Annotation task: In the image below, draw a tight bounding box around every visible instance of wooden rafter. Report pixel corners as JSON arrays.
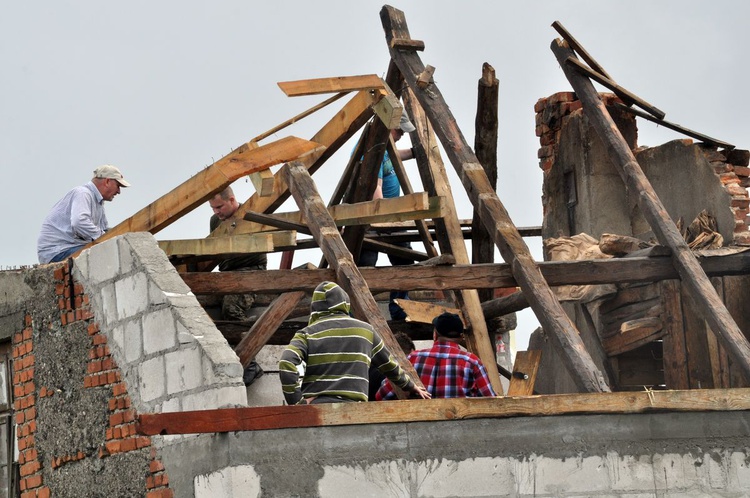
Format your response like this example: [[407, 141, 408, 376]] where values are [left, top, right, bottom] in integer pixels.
[[382, 5, 609, 393]]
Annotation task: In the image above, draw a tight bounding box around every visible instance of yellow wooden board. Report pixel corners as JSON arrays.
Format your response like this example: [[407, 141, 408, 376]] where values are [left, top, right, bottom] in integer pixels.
[[278, 74, 384, 96]]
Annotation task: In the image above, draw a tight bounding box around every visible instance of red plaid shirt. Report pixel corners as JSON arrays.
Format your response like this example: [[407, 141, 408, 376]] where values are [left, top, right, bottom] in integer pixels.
[[375, 341, 496, 400]]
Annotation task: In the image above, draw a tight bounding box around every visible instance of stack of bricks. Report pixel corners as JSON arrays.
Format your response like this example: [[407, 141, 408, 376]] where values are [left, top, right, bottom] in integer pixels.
[[12, 262, 174, 498], [534, 92, 750, 246]]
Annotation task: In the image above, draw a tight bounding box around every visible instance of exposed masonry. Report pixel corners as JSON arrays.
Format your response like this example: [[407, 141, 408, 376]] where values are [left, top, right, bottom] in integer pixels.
[[535, 91, 750, 246], [12, 263, 172, 498]]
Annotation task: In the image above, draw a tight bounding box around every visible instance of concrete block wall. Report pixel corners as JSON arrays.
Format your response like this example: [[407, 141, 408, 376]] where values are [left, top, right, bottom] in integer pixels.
[[73, 233, 247, 413]]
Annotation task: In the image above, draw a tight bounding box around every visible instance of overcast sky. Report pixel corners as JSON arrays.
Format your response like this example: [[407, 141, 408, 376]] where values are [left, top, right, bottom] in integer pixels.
[[3, 1, 749, 348]]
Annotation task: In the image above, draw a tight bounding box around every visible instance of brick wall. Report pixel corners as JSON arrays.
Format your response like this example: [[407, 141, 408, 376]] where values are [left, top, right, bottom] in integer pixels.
[[535, 91, 750, 246], [11, 262, 172, 497]]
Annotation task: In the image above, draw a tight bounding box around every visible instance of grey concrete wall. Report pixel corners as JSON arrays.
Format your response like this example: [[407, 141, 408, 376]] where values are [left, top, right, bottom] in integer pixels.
[[161, 410, 750, 497]]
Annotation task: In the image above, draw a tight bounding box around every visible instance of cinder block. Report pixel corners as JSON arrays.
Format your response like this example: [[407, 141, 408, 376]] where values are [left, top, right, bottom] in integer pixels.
[[194, 465, 261, 498], [159, 396, 181, 414], [115, 273, 149, 320], [165, 347, 204, 395], [609, 453, 659, 492], [246, 374, 282, 408], [319, 461, 410, 497], [652, 453, 704, 492], [139, 356, 166, 403], [117, 237, 135, 274], [99, 283, 118, 327], [123, 319, 143, 364], [516, 454, 609, 495], [142, 309, 177, 355], [417, 457, 514, 497], [85, 238, 120, 286]]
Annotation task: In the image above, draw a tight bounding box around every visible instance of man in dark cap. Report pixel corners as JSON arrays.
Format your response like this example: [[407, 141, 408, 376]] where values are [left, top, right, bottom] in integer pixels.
[[278, 281, 430, 404], [375, 311, 497, 400]]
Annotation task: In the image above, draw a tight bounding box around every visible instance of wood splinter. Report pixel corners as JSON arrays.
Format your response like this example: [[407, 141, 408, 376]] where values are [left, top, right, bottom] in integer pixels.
[[417, 65, 435, 89]]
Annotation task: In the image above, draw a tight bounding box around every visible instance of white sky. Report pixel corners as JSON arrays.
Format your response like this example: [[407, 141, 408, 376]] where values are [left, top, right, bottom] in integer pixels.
[[3, 1, 750, 348]]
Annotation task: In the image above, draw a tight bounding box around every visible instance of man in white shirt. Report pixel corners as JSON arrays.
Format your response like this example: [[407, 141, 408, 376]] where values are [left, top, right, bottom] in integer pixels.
[[37, 165, 131, 264]]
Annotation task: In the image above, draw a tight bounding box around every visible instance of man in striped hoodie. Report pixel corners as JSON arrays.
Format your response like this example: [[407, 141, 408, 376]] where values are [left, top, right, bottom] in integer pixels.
[[279, 281, 430, 404]]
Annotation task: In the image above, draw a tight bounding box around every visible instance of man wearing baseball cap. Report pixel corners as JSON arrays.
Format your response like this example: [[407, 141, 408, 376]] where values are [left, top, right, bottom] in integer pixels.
[[375, 311, 497, 400], [37, 165, 131, 263]]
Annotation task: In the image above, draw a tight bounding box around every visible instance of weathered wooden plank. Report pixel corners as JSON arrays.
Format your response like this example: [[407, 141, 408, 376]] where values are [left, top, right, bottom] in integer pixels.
[[80, 137, 323, 256], [721, 275, 750, 388], [277, 74, 385, 97], [180, 252, 750, 295], [473, 62, 499, 303], [507, 350, 542, 396], [614, 102, 734, 150], [137, 387, 750, 435], [386, 136, 438, 258], [602, 317, 665, 357], [282, 161, 425, 397], [551, 38, 750, 383], [383, 5, 608, 393], [235, 291, 306, 367], [242, 193, 442, 231], [551, 21, 613, 81], [564, 56, 666, 121], [661, 280, 690, 390], [403, 89, 501, 393]]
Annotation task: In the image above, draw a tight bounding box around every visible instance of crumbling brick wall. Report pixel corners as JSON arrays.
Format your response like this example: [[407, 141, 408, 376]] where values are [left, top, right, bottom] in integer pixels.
[[12, 262, 172, 497], [535, 91, 750, 246]]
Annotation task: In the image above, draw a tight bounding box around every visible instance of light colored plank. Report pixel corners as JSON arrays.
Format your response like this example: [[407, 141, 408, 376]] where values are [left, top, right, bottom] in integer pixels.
[[249, 170, 275, 197], [278, 74, 385, 96], [394, 299, 460, 326], [507, 350, 542, 396], [158, 234, 274, 257]]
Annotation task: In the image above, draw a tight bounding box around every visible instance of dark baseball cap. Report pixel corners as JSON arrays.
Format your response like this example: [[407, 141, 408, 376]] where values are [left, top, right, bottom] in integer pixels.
[[432, 312, 464, 338]]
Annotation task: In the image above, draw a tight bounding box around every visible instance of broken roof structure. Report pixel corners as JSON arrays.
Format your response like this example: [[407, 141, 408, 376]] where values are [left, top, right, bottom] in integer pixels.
[[4, 4, 750, 496]]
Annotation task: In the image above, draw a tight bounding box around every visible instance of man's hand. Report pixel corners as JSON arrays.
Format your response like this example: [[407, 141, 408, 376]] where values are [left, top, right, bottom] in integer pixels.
[[412, 385, 431, 399]]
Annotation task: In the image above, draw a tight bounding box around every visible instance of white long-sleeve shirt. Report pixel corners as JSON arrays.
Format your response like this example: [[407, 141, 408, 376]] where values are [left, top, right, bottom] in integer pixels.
[[37, 181, 108, 263]]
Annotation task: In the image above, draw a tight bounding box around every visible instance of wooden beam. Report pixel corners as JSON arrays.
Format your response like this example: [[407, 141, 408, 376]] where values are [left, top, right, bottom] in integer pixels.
[[251, 92, 348, 143], [552, 38, 750, 383], [403, 89, 502, 394], [210, 89, 380, 236], [602, 317, 665, 357], [282, 161, 425, 397], [473, 62, 499, 302], [565, 56, 666, 121], [613, 102, 734, 149], [180, 252, 750, 295], [235, 291, 306, 367], [77, 137, 323, 256], [249, 170, 275, 197], [383, 5, 608, 393], [277, 74, 385, 97], [137, 387, 750, 435], [551, 21, 613, 80], [158, 233, 274, 257], [507, 350, 542, 396]]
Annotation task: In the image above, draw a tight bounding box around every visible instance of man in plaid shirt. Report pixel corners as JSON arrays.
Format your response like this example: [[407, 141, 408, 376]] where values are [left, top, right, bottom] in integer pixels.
[[375, 312, 497, 400]]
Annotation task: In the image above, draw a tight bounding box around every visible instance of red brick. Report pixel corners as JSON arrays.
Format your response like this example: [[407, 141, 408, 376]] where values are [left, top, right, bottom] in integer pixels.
[[121, 438, 137, 452], [25, 474, 42, 489], [15, 412, 24, 425], [150, 460, 165, 473], [87, 323, 100, 335], [137, 436, 152, 449], [25, 407, 36, 420], [93, 335, 107, 346], [146, 488, 174, 498], [105, 440, 121, 455], [112, 383, 127, 396], [37, 487, 51, 498], [533, 97, 548, 113], [20, 460, 40, 476]]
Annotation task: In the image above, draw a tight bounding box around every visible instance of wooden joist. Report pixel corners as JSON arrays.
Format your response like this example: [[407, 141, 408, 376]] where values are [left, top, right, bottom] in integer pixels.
[[394, 299, 460, 325], [249, 170, 275, 197], [277, 74, 385, 97], [137, 387, 750, 435], [158, 233, 274, 258], [551, 38, 750, 383], [282, 161, 425, 397], [383, 5, 609, 393], [180, 251, 750, 295], [507, 350, 542, 396]]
